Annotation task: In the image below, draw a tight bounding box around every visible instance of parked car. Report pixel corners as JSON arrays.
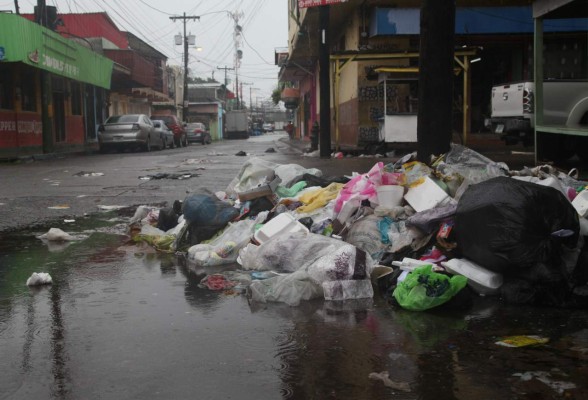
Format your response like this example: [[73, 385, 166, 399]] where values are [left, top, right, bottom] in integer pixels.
[[150, 114, 188, 147], [186, 122, 212, 145], [98, 114, 163, 152], [152, 120, 175, 149], [262, 122, 274, 133]]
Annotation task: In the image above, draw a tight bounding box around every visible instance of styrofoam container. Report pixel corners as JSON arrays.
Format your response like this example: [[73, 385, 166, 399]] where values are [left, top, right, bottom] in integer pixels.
[[441, 258, 503, 295], [253, 213, 309, 244], [376, 185, 404, 208], [404, 176, 451, 212]]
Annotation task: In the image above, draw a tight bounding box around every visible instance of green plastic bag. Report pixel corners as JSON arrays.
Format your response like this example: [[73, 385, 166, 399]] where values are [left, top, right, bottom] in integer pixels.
[[393, 265, 467, 311]]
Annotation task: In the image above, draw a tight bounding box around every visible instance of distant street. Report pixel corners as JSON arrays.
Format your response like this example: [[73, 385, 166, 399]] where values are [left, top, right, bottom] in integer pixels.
[[0, 132, 390, 232]]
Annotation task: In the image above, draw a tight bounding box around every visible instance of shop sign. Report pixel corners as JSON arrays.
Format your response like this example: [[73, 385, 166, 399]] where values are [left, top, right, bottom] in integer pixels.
[[298, 0, 347, 8]]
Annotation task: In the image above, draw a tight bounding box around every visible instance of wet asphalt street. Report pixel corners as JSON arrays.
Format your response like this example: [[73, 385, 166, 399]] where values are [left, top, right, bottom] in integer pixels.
[[1, 132, 588, 399]]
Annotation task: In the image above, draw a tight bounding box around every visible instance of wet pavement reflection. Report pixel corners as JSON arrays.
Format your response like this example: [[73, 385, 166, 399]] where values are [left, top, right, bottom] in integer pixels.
[[1, 210, 587, 399]]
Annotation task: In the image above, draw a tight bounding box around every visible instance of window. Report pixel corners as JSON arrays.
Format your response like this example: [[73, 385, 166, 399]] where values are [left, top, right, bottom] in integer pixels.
[[21, 70, 37, 112], [71, 82, 82, 115]]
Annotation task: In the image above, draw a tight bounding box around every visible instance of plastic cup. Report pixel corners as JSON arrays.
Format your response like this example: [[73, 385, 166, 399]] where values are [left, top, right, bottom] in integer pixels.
[[376, 185, 404, 208]]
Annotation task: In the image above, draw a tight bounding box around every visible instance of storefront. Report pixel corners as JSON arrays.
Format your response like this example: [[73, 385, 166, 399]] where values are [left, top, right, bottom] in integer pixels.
[[0, 13, 113, 158]]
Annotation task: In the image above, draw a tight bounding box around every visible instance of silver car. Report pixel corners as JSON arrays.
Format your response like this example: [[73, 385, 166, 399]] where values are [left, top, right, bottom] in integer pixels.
[[98, 114, 163, 152], [152, 119, 175, 149]]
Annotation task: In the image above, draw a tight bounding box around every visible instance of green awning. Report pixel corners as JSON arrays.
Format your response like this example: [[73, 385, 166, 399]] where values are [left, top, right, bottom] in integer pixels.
[[0, 13, 113, 89]]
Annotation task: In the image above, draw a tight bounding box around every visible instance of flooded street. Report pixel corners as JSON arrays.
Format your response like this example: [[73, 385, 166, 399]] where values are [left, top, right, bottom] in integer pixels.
[[1, 208, 588, 399]]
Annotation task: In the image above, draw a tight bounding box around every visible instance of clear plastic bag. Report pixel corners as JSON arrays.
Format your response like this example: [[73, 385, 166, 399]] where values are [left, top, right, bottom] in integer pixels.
[[187, 213, 266, 267]]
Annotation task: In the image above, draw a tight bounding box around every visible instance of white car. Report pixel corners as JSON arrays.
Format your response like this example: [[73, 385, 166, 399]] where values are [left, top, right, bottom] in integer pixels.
[[262, 122, 274, 132]]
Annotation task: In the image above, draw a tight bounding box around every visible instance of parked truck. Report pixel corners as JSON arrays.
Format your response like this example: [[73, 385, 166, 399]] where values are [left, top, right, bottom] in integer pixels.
[[489, 80, 588, 162], [225, 110, 250, 139]]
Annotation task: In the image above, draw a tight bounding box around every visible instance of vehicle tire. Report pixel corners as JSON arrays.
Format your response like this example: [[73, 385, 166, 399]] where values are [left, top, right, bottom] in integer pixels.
[[205, 135, 212, 145]]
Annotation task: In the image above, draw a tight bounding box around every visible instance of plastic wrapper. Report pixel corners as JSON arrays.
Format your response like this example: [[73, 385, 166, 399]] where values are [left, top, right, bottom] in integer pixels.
[[246, 232, 374, 305], [240, 231, 345, 272], [440, 143, 509, 185]]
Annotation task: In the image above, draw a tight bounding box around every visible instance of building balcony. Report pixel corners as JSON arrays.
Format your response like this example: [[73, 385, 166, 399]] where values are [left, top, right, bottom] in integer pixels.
[[104, 49, 159, 88]]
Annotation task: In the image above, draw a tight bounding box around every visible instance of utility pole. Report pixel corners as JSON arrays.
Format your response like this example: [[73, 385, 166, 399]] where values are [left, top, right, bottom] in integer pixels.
[[230, 11, 244, 110], [217, 65, 234, 109], [14, 0, 20, 14], [417, 0, 455, 162], [170, 13, 200, 122], [318, 5, 331, 158]]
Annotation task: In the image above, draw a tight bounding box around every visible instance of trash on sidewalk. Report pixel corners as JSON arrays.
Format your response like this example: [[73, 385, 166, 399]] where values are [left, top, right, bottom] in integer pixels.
[[124, 143, 588, 310]]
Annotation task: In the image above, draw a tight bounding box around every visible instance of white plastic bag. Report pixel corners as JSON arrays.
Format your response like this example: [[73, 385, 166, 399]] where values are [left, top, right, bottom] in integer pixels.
[[246, 232, 375, 305], [26, 272, 53, 286]]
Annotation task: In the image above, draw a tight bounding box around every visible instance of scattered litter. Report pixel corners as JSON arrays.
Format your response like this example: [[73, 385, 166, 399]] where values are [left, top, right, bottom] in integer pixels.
[[76, 195, 87, 198], [368, 371, 411, 392], [48, 205, 70, 210], [182, 158, 215, 165], [63, 219, 75, 223], [26, 272, 53, 286], [235, 150, 247, 156], [199, 274, 237, 291], [74, 171, 104, 177], [139, 172, 200, 180], [265, 147, 276, 153], [206, 152, 227, 156], [496, 335, 549, 348], [513, 371, 576, 394], [97, 205, 126, 211]]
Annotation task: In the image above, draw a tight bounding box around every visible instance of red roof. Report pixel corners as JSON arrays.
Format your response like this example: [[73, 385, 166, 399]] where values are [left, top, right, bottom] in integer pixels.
[[21, 12, 128, 49]]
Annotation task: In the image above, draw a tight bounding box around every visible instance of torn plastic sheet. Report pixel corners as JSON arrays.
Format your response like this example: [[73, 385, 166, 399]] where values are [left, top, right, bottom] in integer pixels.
[[246, 232, 374, 305]]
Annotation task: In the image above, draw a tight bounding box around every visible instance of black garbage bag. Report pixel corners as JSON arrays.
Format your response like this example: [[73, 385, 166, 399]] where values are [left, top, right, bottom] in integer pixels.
[[455, 177, 579, 274], [181, 189, 240, 246]]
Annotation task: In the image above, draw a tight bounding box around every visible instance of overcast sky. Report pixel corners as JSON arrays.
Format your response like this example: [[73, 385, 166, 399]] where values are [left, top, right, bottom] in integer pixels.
[[8, 0, 288, 104]]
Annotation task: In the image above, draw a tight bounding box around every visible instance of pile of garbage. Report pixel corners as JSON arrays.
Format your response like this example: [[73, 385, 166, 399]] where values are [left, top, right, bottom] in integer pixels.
[[129, 144, 588, 310]]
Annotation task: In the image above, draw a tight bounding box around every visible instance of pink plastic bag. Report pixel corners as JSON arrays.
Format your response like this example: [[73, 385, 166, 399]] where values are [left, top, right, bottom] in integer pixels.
[[335, 162, 392, 213]]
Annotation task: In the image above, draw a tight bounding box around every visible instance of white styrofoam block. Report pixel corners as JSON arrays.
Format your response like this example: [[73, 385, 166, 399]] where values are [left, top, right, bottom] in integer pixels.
[[572, 190, 588, 217], [403, 176, 451, 212]]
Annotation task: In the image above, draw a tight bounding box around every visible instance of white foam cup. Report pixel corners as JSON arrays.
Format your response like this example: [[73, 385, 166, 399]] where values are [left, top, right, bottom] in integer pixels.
[[376, 185, 404, 208]]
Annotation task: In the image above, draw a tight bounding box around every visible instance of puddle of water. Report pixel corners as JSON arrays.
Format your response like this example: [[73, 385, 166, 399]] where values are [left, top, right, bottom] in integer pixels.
[[1, 210, 588, 399]]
